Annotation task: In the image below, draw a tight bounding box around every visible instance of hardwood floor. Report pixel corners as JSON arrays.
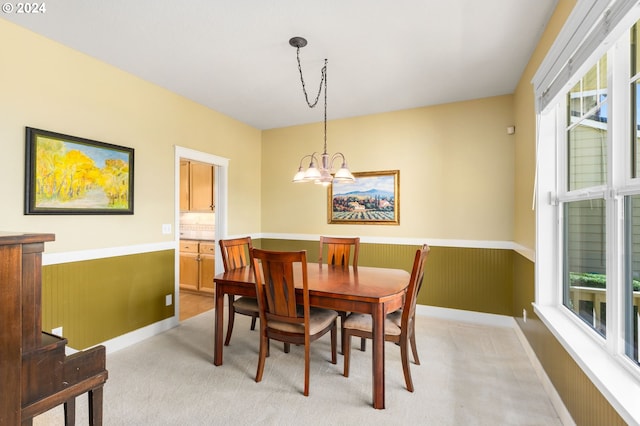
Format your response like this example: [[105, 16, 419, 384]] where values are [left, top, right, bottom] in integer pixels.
[[179, 291, 214, 321]]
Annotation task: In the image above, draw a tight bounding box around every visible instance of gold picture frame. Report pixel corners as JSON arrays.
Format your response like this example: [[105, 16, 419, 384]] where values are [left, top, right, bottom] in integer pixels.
[[328, 170, 399, 225]]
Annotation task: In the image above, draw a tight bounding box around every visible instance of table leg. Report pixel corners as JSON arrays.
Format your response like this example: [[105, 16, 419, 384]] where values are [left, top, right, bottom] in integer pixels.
[[371, 302, 385, 409], [214, 285, 224, 365]]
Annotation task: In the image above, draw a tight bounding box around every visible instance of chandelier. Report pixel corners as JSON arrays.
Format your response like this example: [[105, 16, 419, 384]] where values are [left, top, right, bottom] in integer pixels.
[[289, 36, 355, 186]]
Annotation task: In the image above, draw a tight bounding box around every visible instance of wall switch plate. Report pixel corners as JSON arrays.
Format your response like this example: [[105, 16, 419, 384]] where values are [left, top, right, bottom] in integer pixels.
[[162, 224, 172, 234], [52, 326, 63, 336], [165, 294, 173, 306], [523, 308, 527, 323]]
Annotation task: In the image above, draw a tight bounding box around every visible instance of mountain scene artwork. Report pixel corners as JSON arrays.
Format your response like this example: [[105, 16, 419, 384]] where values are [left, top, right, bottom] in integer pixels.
[[329, 170, 399, 224]]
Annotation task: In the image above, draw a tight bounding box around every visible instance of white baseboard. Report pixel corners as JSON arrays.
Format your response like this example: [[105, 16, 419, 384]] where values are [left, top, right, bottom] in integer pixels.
[[416, 305, 574, 426], [66, 316, 179, 355], [512, 322, 576, 426], [416, 304, 517, 328]]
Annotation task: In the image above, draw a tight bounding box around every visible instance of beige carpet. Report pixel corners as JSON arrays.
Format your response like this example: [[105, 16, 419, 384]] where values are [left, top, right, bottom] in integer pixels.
[[34, 310, 562, 425]]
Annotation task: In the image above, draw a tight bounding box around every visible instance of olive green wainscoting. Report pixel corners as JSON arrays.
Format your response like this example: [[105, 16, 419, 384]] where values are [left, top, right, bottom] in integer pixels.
[[259, 239, 514, 316], [513, 253, 625, 426], [41, 249, 175, 350]]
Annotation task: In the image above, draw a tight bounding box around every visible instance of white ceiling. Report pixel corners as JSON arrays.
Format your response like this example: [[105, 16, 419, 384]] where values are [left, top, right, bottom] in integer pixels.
[[3, 0, 559, 130]]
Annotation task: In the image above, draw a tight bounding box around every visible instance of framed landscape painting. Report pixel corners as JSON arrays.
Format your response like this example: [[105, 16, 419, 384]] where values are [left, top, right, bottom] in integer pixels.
[[24, 127, 134, 215], [328, 170, 399, 224]]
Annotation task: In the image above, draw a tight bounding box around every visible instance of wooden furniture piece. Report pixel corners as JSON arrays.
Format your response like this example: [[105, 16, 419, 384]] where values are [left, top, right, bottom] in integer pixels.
[[213, 261, 410, 409], [180, 159, 215, 212], [250, 248, 338, 396], [0, 232, 108, 425], [179, 239, 215, 295], [218, 237, 259, 346], [343, 244, 429, 393], [318, 236, 359, 267], [318, 236, 362, 353]]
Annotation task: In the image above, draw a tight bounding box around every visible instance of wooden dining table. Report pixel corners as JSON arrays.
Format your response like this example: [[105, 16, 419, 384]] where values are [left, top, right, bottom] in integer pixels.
[[213, 262, 410, 409]]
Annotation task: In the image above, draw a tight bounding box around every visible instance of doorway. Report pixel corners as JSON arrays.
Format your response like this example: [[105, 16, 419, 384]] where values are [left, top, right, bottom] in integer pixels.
[[174, 146, 229, 321]]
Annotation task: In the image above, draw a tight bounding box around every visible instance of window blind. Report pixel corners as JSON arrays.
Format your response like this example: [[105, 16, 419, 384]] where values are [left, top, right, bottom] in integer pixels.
[[533, 0, 639, 113]]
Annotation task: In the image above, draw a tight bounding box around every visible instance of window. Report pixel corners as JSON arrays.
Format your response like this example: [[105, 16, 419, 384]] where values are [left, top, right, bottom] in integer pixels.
[[562, 54, 609, 338], [534, 4, 640, 422], [625, 195, 640, 362], [552, 19, 640, 367]]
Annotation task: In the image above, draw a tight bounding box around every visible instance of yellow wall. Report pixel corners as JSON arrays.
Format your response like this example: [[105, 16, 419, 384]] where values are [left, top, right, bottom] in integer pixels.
[[0, 18, 262, 252], [262, 96, 515, 241], [513, 0, 577, 250]]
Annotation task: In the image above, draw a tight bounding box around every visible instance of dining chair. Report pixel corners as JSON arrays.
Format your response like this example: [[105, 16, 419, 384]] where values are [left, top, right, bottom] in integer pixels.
[[318, 236, 360, 267], [342, 244, 429, 392], [251, 248, 338, 396], [318, 236, 363, 353], [219, 237, 259, 346]]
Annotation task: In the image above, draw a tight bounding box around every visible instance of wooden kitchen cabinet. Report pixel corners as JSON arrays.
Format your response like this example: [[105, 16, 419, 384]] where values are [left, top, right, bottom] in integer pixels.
[[179, 240, 199, 292], [198, 242, 216, 294], [179, 160, 190, 211], [179, 240, 215, 295], [180, 160, 215, 212]]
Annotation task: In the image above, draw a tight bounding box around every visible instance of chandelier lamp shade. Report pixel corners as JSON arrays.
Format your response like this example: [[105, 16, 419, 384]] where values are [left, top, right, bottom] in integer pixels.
[[289, 36, 355, 186]]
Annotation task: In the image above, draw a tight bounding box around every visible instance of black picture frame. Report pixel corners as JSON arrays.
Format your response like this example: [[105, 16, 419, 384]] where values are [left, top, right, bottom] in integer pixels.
[[25, 127, 134, 215]]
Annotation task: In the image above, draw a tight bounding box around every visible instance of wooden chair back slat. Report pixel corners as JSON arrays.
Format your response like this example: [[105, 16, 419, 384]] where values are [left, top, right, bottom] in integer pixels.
[[219, 237, 253, 272], [319, 236, 360, 267], [252, 249, 308, 326]]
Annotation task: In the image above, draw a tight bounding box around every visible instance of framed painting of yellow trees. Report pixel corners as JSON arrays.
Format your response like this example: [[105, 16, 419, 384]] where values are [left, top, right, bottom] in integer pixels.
[[25, 127, 134, 215]]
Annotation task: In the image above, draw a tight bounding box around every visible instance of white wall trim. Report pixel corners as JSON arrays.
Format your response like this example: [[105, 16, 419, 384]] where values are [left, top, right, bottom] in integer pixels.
[[65, 316, 179, 355], [42, 241, 177, 265], [512, 318, 576, 426], [43, 235, 534, 265], [258, 232, 528, 251], [416, 304, 517, 328]]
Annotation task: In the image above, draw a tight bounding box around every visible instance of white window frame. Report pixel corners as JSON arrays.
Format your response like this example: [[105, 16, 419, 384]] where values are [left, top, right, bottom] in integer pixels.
[[533, 2, 640, 424]]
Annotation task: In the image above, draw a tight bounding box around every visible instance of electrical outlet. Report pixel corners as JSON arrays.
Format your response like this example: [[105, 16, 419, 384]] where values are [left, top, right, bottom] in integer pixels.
[[165, 294, 173, 306], [523, 308, 527, 323], [162, 224, 172, 234], [52, 326, 63, 336]]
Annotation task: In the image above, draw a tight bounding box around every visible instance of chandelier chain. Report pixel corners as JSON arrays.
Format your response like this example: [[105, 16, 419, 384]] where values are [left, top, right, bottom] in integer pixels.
[[295, 46, 326, 109], [295, 47, 328, 153]]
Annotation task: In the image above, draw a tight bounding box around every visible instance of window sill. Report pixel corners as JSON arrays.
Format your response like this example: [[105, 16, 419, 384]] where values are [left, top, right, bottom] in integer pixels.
[[533, 304, 640, 425]]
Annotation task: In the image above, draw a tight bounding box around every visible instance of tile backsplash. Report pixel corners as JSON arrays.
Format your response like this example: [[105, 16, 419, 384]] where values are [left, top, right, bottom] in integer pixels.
[[179, 212, 215, 240]]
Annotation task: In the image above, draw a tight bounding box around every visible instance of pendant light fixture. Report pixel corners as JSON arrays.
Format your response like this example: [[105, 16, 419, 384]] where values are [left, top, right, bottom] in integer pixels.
[[289, 36, 355, 186]]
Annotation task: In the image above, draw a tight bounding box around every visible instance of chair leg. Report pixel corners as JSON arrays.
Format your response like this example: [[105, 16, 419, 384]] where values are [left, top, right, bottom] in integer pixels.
[[330, 323, 337, 364], [343, 332, 352, 377], [400, 338, 414, 392], [224, 295, 236, 346], [256, 334, 268, 383], [250, 315, 257, 331], [284, 343, 290, 353], [303, 340, 310, 396], [339, 311, 347, 355], [409, 324, 420, 365], [63, 398, 76, 426], [360, 337, 366, 352], [88, 386, 103, 426]]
